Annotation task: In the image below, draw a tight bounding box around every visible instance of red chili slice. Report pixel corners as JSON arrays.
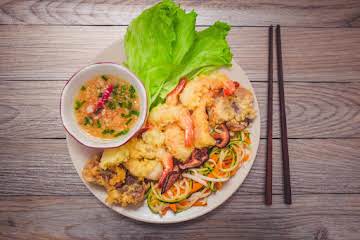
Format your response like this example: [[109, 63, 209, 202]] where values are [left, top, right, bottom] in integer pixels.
[[94, 84, 113, 114]]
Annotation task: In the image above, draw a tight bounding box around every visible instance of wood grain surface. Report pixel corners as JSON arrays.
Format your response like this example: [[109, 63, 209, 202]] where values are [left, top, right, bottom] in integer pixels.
[[0, 0, 360, 27], [0, 26, 268, 81], [0, 1, 360, 239], [1, 26, 359, 83], [1, 195, 359, 240], [283, 28, 360, 83]]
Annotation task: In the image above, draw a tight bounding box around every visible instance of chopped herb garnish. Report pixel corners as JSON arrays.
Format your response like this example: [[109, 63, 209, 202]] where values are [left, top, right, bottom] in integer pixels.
[[101, 75, 108, 81], [121, 110, 139, 118], [130, 110, 140, 116], [118, 101, 132, 109], [129, 85, 136, 98], [125, 118, 132, 125], [120, 85, 127, 94], [81, 86, 86, 91], [75, 100, 86, 110], [106, 101, 116, 110], [96, 119, 101, 128], [114, 129, 129, 137], [126, 101, 133, 109], [112, 84, 119, 96], [129, 85, 136, 94], [84, 116, 93, 126], [102, 129, 115, 135], [121, 112, 131, 118]]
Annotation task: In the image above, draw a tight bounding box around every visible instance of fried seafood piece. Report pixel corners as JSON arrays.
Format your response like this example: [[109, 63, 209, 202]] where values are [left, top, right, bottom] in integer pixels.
[[191, 103, 216, 148], [148, 104, 194, 147], [179, 148, 209, 170], [156, 148, 174, 189], [179, 72, 237, 110], [124, 128, 165, 180], [82, 156, 126, 191], [103, 140, 163, 181], [126, 138, 158, 160], [149, 78, 194, 148], [124, 157, 163, 181], [142, 127, 165, 147], [106, 175, 148, 207], [98, 127, 165, 181], [83, 157, 148, 207], [207, 85, 256, 131], [100, 146, 130, 170], [83, 156, 107, 186], [164, 124, 194, 162]]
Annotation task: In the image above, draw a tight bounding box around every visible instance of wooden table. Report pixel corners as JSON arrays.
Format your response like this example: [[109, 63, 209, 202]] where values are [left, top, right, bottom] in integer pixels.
[[0, 1, 359, 239]]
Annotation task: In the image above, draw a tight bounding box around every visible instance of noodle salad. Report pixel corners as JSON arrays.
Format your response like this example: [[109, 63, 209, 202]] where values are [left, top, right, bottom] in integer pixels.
[[147, 131, 251, 215]]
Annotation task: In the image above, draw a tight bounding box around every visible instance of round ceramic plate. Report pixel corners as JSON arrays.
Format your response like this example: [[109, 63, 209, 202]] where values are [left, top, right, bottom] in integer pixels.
[[66, 40, 261, 223]]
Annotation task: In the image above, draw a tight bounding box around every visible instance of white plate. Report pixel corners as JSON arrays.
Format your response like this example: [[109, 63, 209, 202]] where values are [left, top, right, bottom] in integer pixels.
[[66, 40, 261, 223]]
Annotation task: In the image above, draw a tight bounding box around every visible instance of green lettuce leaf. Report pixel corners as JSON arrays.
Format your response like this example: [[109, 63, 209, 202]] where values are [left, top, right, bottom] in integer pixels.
[[172, 9, 197, 65], [159, 21, 232, 100], [150, 6, 197, 104], [124, 0, 232, 109], [124, 0, 178, 103]]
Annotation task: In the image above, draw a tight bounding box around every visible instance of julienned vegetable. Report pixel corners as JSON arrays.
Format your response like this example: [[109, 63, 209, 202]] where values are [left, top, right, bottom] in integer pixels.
[[146, 131, 252, 215], [124, 0, 232, 108]]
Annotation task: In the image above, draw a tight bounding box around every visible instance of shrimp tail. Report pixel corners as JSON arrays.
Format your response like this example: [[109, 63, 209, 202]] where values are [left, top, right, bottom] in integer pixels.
[[166, 78, 187, 105], [161, 166, 181, 194], [158, 153, 174, 188], [223, 80, 238, 96], [158, 171, 169, 188], [184, 121, 194, 147], [181, 114, 194, 147], [136, 123, 152, 137]]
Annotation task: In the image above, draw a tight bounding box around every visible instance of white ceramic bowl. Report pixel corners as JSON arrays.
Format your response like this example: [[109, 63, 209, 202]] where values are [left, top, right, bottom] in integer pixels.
[[60, 63, 147, 148]]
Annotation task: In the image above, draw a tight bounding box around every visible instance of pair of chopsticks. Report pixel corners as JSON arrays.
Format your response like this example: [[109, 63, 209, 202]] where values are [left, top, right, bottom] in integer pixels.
[[265, 25, 292, 205]]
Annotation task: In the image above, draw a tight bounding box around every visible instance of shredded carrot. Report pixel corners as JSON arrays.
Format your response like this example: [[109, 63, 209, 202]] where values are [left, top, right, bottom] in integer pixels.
[[191, 182, 203, 193], [193, 201, 207, 207], [160, 207, 169, 216], [243, 154, 249, 162], [244, 135, 251, 144], [163, 184, 184, 197], [178, 200, 189, 206], [222, 161, 232, 168], [230, 169, 238, 176], [230, 164, 241, 176], [212, 165, 228, 178], [215, 182, 223, 190], [221, 158, 233, 169], [208, 172, 216, 178], [169, 204, 177, 212]]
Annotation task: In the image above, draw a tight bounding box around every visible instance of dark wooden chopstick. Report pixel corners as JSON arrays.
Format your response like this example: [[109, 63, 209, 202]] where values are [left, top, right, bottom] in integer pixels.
[[265, 25, 273, 205], [276, 25, 292, 204]]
